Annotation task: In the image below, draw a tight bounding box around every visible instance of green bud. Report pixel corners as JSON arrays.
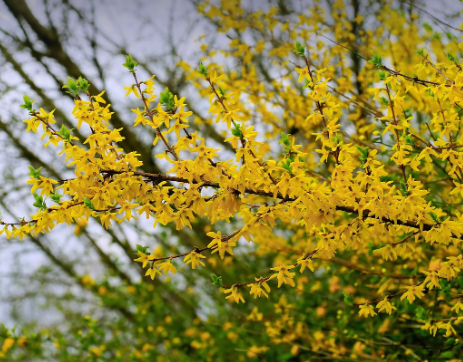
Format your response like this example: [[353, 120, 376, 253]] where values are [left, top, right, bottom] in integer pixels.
[[279, 132, 291, 148], [447, 52, 457, 64], [302, 78, 311, 89], [429, 211, 440, 223], [76, 77, 90, 93], [32, 193, 46, 210], [379, 97, 389, 107], [281, 158, 293, 175], [218, 86, 226, 99], [29, 166, 43, 180], [231, 123, 243, 139], [50, 193, 62, 203], [211, 274, 223, 288], [423, 23, 433, 32], [404, 135, 414, 146], [122, 54, 138, 72], [19, 94, 36, 112], [83, 197, 95, 211], [160, 87, 175, 111], [57, 124, 74, 142], [135, 244, 149, 255], [356, 146, 369, 165], [378, 70, 387, 81], [63, 77, 80, 97], [293, 41, 305, 58], [400, 181, 408, 196], [198, 61, 209, 77], [367, 51, 383, 68]]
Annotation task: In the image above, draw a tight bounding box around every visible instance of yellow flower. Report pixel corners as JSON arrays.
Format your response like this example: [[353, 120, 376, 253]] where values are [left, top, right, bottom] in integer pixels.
[[174, 95, 186, 108], [145, 267, 162, 280], [208, 71, 226, 86], [93, 91, 106, 104], [157, 259, 177, 275], [423, 271, 441, 290], [295, 66, 311, 83], [207, 231, 223, 248], [123, 85, 140, 98], [131, 108, 146, 126], [451, 298, 463, 314], [297, 258, 314, 273], [28, 176, 58, 196], [248, 279, 271, 298], [23, 116, 39, 133], [400, 285, 425, 304], [99, 213, 113, 229], [167, 120, 189, 138], [211, 241, 234, 260], [270, 265, 296, 288], [376, 298, 397, 315], [358, 304, 377, 318], [184, 251, 206, 269], [1, 338, 14, 353], [118, 202, 139, 222], [134, 251, 155, 268], [224, 286, 245, 303], [173, 106, 193, 123]]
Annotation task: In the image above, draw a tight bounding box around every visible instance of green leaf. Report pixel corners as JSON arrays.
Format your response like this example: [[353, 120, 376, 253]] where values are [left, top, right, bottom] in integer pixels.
[[447, 52, 457, 64], [439, 351, 454, 359], [356, 146, 369, 164], [415, 49, 424, 57], [432, 32, 441, 41], [404, 135, 414, 146], [218, 86, 226, 99], [32, 193, 46, 210], [403, 108, 412, 119], [377, 70, 387, 81], [211, 274, 223, 288], [446, 31, 456, 41], [160, 87, 175, 111], [29, 166, 43, 180], [50, 193, 62, 203], [439, 279, 452, 297], [423, 23, 433, 32], [293, 41, 305, 58], [231, 123, 243, 139], [57, 124, 73, 141], [415, 306, 429, 321], [368, 51, 383, 68], [379, 97, 389, 107], [279, 132, 291, 148], [429, 211, 440, 223], [63, 77, 80, 96], [302, 78, 311, 89], [83, 197, 95, 211], [76, 77, 90, 93], [198, 61, 209, 77], [400, 181, 408, 196], [343, 291, 354, 306], [20, 94, 35, 112], [281, 158, 293, 175], [135, 244, 149, 255], [122, 54, 138, 72], [445, 337, 455, 346]]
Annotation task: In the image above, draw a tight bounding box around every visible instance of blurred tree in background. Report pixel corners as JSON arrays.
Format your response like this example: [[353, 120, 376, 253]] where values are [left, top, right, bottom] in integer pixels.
[[1, 0, 463, 360]]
